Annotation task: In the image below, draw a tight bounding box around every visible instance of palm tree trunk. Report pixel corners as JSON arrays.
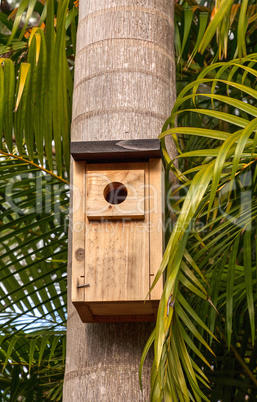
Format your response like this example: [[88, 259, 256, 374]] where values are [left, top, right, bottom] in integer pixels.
[[63, 1, 176, 400]]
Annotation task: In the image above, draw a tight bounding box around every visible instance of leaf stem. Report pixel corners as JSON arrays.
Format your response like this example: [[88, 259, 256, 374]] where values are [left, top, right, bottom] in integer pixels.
[[220, 331, 257, 387], [0, 150, 69, 185], [230, 343, 257, 388]]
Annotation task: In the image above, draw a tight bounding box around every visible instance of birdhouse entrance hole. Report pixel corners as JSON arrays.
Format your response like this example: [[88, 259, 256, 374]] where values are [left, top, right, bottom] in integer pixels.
[[103, 182, 128, 205]]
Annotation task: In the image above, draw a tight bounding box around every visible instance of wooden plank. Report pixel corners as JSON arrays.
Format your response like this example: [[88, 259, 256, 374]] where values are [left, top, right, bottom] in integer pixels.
[[71, 161, 86, 302], [149, 158, 164, 300], [70, 139, 162, 161], [73, 302, 94, 322], [84, 162, 150, 304], [73, 301, 159, 323], [90, 301, 156, 316], [86, 169, 145, 219]]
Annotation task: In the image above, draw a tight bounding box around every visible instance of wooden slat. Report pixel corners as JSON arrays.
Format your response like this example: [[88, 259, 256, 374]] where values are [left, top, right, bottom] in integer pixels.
[[149, 158, 164, 300], [86, 169, 145, 219], [73, 301, 158, 323], [70, 139, 162, 161], [84, 162, 150, 303], [71, 161, 86, 302]]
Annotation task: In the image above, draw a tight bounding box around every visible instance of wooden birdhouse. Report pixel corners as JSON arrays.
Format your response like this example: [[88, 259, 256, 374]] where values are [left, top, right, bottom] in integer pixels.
[[70, 139, 164, 323]]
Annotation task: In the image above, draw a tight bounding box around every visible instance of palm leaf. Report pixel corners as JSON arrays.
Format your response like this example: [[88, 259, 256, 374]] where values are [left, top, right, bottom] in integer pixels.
[[148, 55, 257, 399], [0, 0, 77, 177], [0, 154, 68, 400]]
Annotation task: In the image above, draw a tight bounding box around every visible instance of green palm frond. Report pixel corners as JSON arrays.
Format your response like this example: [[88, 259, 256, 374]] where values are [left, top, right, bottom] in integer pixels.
[[175, 0, 257, 72], [0, 155, 68, 326], [0, 154, 68, 400], [0, 0, 78, 177], [0, 330, 65, 401], [146, 56, 257, 400], [0, 1, 76, 399]]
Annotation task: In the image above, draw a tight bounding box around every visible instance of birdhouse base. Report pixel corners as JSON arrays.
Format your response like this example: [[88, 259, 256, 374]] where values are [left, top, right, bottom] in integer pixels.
[[73, 300, 159, 323]]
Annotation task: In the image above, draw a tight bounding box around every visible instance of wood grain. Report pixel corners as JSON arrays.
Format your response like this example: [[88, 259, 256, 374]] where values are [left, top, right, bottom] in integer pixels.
[[84, 162, 149, 304], [70, 139, 162, 161], [72, 3, 175, 144], [86, 168, 145, 219], [149, 158, 164, 300], [73, 301, 158, 323], [71, 161, 86, 302]]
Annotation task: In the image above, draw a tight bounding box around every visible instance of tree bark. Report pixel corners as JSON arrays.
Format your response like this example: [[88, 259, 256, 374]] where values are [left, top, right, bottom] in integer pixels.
[[63, 1, 176, 400]]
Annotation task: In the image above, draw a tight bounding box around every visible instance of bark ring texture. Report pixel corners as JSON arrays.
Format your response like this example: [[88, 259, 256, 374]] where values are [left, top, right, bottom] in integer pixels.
[[72, 0, 175, 142]]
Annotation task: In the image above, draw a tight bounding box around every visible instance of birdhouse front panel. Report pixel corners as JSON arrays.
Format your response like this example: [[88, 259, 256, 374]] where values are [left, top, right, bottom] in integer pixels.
[[84, 162, 149, 305], [71, 141, 164, 323], [86, 167, 145, 219]]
